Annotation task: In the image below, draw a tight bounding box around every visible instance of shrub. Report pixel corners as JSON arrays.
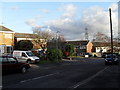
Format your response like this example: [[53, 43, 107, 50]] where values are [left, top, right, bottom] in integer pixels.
[[65, 44, 74, 56], [46, 49, 63, 61], [15, 40, 33, 50]]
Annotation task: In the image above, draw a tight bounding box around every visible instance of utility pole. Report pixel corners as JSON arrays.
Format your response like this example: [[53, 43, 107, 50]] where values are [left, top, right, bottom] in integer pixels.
[[118, 1, 120, 54], [109, 8, 113, 59]]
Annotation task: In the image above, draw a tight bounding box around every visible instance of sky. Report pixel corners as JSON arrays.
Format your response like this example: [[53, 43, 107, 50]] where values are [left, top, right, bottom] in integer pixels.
[[0, 1, 119, 41]]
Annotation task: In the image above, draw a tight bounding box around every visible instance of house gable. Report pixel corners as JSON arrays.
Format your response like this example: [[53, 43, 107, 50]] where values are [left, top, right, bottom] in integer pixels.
[[0, 25, 14, 32], [86, 41, 93, 53]]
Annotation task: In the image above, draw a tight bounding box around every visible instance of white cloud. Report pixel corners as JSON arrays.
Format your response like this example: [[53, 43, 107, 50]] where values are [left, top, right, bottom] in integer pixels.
[[80, 5, 118, 39], [45, 3, 118, 41], [2, 0, 120, 2], [109, 3, 118, 37], [59, 4, 77, 18], [39, 9, 49, 13], [25, 8, 48, 28], [109, 3, 118, 11], [25, 19, 52, 34], [41, 26, 52, 32], [25, 19, 41, 28], [35, 15, 43, 19], [25, 3, 118, 41], [11, 6, 19, 10], [58, 4, 76, 11], [81, 6, 110, 34]]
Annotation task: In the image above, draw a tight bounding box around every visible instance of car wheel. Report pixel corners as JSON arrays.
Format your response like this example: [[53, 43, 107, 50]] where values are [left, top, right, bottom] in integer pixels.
[[27, 60, 31, 64], [114, 62, 118, 65], [21, 67, 27, 73], [105, 62, 108, 65]]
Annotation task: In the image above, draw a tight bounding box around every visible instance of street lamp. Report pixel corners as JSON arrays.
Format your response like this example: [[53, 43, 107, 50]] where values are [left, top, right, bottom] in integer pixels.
[[56, 31, 60, 49], [56, 31, 60, 61]]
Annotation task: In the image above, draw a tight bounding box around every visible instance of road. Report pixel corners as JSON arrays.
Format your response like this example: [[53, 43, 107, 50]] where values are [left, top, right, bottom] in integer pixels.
[[2, 58, 120, 89]]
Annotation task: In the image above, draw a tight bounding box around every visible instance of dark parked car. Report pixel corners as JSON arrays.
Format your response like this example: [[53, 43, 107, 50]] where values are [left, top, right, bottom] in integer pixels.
[[104, 54, 118, 65], [0, 56, 30, 74]]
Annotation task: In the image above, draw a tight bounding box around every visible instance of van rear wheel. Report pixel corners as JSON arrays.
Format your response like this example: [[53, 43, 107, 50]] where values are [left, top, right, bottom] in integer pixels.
[[27, 60, 31, 64]]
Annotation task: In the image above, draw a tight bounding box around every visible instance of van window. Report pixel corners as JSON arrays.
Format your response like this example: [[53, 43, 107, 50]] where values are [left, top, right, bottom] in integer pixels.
[[22, 52, 27, 57], [26, 52, 34, 56]]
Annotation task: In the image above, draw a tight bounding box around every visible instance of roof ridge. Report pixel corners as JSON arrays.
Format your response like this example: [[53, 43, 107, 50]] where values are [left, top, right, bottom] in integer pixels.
[[0, 25, 14, 32]]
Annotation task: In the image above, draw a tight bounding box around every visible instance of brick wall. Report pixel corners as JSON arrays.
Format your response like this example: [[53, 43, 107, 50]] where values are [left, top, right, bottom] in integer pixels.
[[86, 42, 93, 53]]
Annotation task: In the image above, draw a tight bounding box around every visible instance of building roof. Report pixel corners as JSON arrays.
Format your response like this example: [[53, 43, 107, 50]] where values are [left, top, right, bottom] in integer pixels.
[[15, 33, 38, 38], [0, 25, 14, 32], [92, 42, 120, 47], [65, 40, 89, 45]]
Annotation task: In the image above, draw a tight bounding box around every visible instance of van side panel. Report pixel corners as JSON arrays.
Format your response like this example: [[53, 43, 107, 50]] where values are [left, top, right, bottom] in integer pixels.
[[13, 51, 27, 63], [13, 51, 21, 57]]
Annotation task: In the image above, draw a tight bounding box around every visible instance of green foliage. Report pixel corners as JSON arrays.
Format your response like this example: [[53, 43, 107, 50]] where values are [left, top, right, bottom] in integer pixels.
[[46, 49, 63, 61], [65, 44, 74, 56], [39, 60, 53, 64], [15, 40, 33, 50], [71, 52, 76, 56]]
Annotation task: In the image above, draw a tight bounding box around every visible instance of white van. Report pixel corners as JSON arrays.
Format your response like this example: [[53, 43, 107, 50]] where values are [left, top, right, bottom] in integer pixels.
[[13, 51, 40, 63]]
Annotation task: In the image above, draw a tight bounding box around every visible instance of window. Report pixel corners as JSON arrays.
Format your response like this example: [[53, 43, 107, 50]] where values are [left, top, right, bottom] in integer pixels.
[[26, 52, 34, 56], [5, 34, 12, 39], [22, 53, 27, 57], [79, 45, 86, 49], [76, 46, 79, 49], [0, 57, 8, 63], [7, 46, 12, 53], [8, 58, 17, 63], [0, 57, 3, 63], [83, 46, 86, 49], [80, 47, 82, 49], [97, 47, 99, 50]]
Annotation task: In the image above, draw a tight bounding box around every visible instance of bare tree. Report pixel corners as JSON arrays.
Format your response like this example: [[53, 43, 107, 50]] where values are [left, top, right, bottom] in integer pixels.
[[33, 27, 53, 40], [58, 34, 66, 42], [32, 27, 54, 54], [92, 32, 110, 42], [32, 27, 66, 52]]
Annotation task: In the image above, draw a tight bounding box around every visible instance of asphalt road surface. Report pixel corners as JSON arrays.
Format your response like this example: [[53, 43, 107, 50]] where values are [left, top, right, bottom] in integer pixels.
[[2, 58, 120, 89]]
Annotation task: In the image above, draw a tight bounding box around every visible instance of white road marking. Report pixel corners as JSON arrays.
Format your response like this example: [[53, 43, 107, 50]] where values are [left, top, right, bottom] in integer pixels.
[[71, 66, 109, 89], [20, 72, 59, 83]]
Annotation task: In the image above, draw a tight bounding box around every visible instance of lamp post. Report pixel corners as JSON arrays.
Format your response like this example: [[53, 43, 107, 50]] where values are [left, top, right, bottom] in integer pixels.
[[56, 31, 60, 61], [56, 31, 60, 49]]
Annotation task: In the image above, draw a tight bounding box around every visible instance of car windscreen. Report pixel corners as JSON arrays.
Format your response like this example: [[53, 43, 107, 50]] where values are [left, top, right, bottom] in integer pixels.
[[26, 52, 34, 56], [106, 55, 116, 58]]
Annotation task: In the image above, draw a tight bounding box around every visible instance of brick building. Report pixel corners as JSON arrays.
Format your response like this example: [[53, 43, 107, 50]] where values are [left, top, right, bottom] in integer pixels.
[[65, 40, 93, 56], [15, 33, 47, 50], [47, 40, 93, 56], [0, 26, 14, 55]]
